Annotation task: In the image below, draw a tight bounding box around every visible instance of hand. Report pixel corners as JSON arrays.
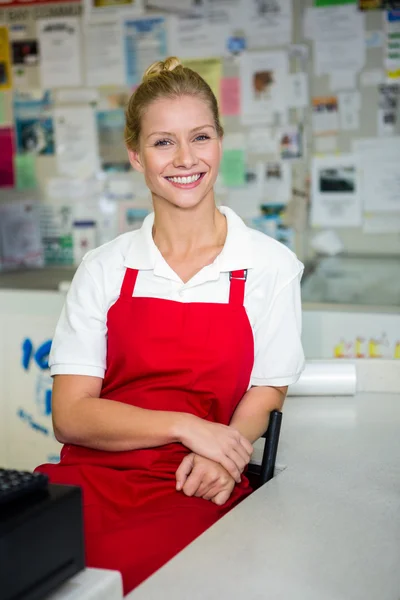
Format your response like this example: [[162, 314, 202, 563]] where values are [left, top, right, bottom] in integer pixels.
[[176, 453, 236, 506], [178, 416, 253, 483]]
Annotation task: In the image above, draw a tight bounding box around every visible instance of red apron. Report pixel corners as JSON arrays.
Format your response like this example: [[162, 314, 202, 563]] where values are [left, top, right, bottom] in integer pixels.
[[36, 267, 254, 594]]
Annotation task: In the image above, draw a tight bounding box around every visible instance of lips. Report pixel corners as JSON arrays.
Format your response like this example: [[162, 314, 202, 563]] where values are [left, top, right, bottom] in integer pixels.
[[165, 173, 204, 184], [164, 172, 206, 189]]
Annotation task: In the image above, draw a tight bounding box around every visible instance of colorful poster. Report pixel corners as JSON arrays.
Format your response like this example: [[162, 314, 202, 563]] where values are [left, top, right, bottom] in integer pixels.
[[385, 10, 400, 80], [0, 26, 12, 91], [0, 127, 14, 187], [124, 15, 167, 86], [279, 126, 303, 160], [84, 0, 143, 17], [0, 0, 79, 5], [97, 108, 127, 169], [312, 96, 339, 136], [14, 90, 54, 155], [358, 1, 400, 9], [182, 58, 222, 104], [239, 50, 289, 125]]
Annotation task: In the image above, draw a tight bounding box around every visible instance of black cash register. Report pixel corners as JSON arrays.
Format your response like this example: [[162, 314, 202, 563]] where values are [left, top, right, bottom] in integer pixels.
[[0, 468, 85, 600]]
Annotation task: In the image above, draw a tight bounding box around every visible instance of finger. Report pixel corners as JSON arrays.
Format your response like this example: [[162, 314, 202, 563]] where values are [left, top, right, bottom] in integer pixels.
[[219, 456, 241, 483], [239, 435, 254, 457], [230, 447, 249, 473], [203, 485, 220, 501], [195, 477, 216, 498], [182, 467, 204, 497], [175, 454, 194, 491], [212, 490, 231, 506]]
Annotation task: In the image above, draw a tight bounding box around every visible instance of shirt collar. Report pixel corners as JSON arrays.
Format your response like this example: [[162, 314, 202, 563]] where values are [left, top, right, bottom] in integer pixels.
[[124, 206, 254, 274]]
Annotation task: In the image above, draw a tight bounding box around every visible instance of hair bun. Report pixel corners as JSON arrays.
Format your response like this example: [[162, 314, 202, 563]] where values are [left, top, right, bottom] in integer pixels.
[[142, 57, 182, 82]]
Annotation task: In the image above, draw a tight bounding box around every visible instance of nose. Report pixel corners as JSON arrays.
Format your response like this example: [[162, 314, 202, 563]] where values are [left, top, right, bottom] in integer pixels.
[[173, 141, 198, 170]]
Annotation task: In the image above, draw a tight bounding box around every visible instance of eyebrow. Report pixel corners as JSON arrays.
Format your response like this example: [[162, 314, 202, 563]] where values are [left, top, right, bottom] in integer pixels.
[[146, 124, 215, 139]]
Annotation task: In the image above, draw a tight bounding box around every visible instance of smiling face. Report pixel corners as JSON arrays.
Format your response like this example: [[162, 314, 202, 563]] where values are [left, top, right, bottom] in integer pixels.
[[128, 94, 222, 211]]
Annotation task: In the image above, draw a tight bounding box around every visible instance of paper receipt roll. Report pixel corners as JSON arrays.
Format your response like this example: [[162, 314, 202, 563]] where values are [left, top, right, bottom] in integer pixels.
[[287, 362, 357, 396]]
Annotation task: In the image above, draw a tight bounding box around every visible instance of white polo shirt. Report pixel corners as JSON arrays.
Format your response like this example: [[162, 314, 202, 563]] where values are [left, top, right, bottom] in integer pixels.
[[50, 206, 305, 387]]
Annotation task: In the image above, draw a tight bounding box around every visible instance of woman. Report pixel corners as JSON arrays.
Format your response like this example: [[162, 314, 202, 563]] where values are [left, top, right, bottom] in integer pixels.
[[36, 57, 305, 594]]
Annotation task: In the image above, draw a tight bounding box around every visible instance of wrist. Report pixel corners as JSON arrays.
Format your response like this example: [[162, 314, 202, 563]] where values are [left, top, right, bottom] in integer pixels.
[[169, 412, 195, 445]]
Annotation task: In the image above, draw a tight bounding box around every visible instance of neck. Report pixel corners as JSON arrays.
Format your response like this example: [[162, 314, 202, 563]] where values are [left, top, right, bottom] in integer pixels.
[[152, 194, 226, 257]]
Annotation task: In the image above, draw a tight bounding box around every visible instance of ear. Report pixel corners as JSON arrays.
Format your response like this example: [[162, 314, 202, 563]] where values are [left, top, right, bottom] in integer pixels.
[[127, 147, 144, 173]]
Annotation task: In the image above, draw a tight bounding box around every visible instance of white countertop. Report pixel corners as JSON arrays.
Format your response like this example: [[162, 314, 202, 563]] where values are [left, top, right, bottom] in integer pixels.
[[127, 392, 400, 600]]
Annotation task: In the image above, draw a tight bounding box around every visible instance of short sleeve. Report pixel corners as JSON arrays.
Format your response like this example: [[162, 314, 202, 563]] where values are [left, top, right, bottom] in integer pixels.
[[250, 266, 305, 387], [49, 261, 107, 378]]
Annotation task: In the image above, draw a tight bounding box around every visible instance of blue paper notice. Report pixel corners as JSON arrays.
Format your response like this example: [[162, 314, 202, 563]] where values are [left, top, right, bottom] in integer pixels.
[[124, 16, 167, 87]]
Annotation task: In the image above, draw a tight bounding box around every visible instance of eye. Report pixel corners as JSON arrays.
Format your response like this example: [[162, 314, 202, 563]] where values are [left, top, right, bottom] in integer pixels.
[[154, 139, 172, 147], [194, 134, 210, 142]]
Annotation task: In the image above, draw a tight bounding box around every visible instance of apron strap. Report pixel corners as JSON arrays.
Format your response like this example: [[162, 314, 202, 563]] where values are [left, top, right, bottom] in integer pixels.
[[229, 270, 247, 306], [120, 268, 139, 298]]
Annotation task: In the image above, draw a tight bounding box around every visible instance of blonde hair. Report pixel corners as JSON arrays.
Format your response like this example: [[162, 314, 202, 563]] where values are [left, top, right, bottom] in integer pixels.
[[124, 56, 224, 151]]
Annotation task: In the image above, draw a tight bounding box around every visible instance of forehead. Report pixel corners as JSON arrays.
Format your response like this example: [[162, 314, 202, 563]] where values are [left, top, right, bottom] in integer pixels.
[[141, 95, 214, 133]]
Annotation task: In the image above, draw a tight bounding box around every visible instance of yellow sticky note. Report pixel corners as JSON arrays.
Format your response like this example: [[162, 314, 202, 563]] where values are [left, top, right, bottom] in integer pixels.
[[14, 153, 37, 190], [0, 27, 12, 91], [182, 58, 222, 104]]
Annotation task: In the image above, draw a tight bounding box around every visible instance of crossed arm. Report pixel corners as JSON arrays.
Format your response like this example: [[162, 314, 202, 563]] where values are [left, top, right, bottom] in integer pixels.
[[176, 384, 287, 504], [52, 375, 286, 504]]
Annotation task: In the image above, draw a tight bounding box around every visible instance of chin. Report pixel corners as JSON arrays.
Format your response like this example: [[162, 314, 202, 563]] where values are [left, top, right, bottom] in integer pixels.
[[155, 187, 215, 211]]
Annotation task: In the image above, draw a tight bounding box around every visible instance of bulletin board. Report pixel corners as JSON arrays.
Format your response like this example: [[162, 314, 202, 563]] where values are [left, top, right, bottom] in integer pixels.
[[1, 0, 400, 271]]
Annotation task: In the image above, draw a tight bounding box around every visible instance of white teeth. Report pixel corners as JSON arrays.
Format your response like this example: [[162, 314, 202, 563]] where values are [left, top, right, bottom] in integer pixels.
[[167, 174, 202, 184]]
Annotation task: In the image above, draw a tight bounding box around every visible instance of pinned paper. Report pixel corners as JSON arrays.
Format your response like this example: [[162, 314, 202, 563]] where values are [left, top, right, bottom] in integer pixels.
[[14, 153, 37, 190], [287, 72, 309, 108], [0, 27, 12, 90], [311, 154, 362, 228], [0, 128, 14, 187], [221, 77, 240, 116], [183, 58, 222, 104], [38, 17, 82, 88], [221, 149, 246, 187]]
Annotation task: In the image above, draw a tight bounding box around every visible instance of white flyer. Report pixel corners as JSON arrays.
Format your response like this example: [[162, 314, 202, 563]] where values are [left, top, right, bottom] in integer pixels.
[[84, 18, 125, 87], [0, 202, 44, 270], [240, 51, 289, 125], [311, 154, 362, 228], [257, 160, 292, 206], [353, 137, 400, 213], [287, 72, 309, 108], [338, 91, 360, 131], [240, 0, 293, 49], [53, 107, 100, 178], [37, 18, 82, 88], [168, 13, 226, 59], [312, 6, 365, 76]]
